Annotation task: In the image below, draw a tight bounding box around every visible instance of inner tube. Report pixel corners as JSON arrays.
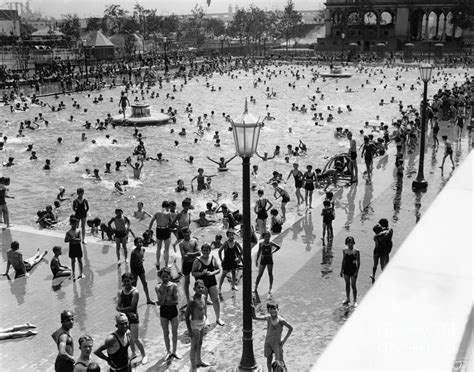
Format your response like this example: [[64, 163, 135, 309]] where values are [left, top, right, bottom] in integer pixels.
[[218, 167, 228, 172]]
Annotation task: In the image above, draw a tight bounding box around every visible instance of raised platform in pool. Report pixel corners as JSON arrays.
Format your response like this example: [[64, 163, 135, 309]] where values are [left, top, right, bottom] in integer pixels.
[[112, 103, 171, 126], [320, 65, 352, 78], [320, 73, 352, 78]]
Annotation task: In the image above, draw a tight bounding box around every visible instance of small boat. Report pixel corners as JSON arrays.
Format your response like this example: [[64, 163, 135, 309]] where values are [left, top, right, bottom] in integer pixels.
[[112, 103, 171, 126], [320, 66, 352, 78]]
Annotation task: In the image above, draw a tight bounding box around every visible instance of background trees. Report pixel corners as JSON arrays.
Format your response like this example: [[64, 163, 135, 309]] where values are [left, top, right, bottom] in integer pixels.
[[59, 14, 81, 44], [274, 0, 303, 50], [79, 2, 311, 52]]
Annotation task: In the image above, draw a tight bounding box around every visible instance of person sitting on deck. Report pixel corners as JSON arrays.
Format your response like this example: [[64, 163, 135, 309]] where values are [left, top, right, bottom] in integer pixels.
[[2, 241, 48, 278]]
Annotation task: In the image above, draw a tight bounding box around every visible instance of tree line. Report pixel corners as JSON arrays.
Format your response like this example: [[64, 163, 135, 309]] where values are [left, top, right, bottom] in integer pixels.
[[55, 0, 306, 50]]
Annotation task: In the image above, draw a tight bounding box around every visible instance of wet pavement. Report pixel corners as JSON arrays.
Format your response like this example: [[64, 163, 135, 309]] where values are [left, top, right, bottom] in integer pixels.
[[0, 121, 471, 371]]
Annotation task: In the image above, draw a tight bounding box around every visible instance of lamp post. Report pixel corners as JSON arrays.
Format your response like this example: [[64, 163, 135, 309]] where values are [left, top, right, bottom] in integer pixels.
[[412, 63, 433, 191], [219, 34, 225, 54], [163, 36, 168, 74], [341, 32, 346, 62], [427, 33, 432, 63], [231, 99, 262, 371], [82, 38, 88, 83], [262, 32, 267, 58]]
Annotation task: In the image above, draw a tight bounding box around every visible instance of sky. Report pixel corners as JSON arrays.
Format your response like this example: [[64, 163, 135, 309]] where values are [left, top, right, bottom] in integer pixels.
[[29, 0, 325, 18]]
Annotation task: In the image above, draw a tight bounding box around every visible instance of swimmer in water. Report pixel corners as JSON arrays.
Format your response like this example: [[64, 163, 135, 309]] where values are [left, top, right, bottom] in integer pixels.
[[175, 179, 188, 192], [256, 152, 275, 161], [128, 159, 144, 179], [93, 169, 101, 181], [69, 156, 80, 164], [191, 168, 216, 192], [206, 155, 237, 171], [114, 180, 128, 194], [3, 157, 14, 167], [43, 159, 51, 170], [193, 211, 216, 227], [133, 202, 152, 221], [148, 153, 168, 162], [57, 186, 70, 202]]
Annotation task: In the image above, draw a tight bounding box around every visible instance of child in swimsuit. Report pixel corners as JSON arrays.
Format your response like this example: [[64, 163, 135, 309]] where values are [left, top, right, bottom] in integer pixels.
[[133, 202, 151, 221], [252, 301, 293, 372], [156, 267, 180, 361], [272, 182, 290, 221], [191, 168, 215, 191], [130, 237, 154, 304], [185, 279, 209, 371]]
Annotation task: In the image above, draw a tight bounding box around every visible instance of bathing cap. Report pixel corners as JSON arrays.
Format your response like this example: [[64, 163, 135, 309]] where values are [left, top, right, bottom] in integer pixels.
[[115, 312, 128, 324]]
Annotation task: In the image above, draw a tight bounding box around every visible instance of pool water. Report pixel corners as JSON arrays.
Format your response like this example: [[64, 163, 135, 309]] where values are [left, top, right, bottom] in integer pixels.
[[0, 64, 470, 238]]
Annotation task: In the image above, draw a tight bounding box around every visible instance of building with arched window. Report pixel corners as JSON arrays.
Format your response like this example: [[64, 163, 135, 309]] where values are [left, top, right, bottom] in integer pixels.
[[317, 0, 472, 52]]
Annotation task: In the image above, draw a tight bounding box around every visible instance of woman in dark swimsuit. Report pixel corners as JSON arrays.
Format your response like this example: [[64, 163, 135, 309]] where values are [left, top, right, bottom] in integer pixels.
[[192, 244, 224, 325], [303, 165, 317, 209], [254, 190, 273, 235], [72, 188, 89, 244], [361, 136, 375, 183], [218, 230, 242, 297], [340, 236, 360, 306], [286, 163, 304, 205], [254, 232, 281, 297]]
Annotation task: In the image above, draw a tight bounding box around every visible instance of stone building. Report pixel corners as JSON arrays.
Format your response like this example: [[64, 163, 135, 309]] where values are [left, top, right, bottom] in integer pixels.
[[318, 0, 470, 51]]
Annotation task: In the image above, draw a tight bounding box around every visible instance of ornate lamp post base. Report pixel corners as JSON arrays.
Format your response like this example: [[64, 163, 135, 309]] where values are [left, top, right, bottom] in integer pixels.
[[412, 179, 428, 190]]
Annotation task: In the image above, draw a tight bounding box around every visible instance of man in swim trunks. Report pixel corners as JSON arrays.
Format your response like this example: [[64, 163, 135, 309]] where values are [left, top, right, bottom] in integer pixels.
[[108, 209, 132, 266], [179, 228, 201, 303], [440, 135, 455, 171], [286, 163, 303, 205], [51, 310, 75, 372], [118, 92, 130, 119], [185, 279, 209, 371], [347, 132, 358, 183], [94, 313, 132, 372], [272, 182, 290, 221], [156, 267, 180, 361], [0, 176, 13, 228], [170, 199, 192, 249], [130, 238, 154, 305], [3, 241, 47, 278], [149, 201, 172, 270]]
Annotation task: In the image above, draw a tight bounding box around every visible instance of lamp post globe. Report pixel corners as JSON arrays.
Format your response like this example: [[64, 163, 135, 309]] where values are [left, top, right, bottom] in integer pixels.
[[412, 63, 433, 191], [341, 33, 346, 62], [163, 36, 168, 74], [82, 38, 88, 83], [231, 99, 262, 371]]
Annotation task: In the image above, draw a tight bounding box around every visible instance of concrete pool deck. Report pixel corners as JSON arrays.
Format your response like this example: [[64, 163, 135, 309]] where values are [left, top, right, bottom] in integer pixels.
[[0, 130, 471, 371]]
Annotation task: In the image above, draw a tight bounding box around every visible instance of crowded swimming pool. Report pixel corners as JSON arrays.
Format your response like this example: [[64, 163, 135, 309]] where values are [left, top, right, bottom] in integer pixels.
[[0, 63, 470, 238]]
